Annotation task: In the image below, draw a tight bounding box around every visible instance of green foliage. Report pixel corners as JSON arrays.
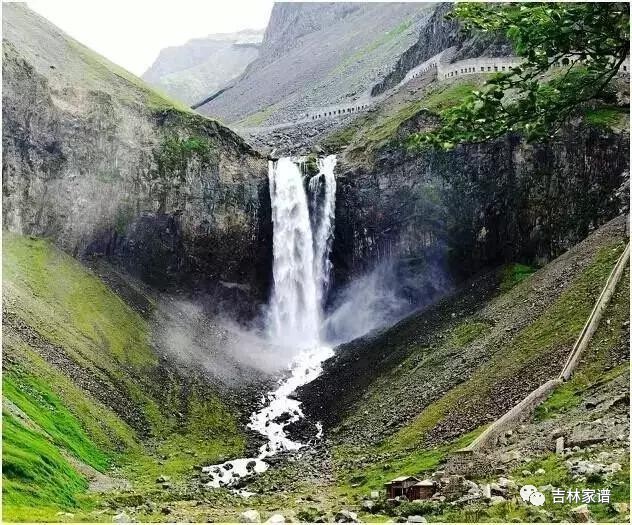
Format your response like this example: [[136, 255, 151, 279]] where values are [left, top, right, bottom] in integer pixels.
[[68, 40, 192, 114], [410, 3, 629, 149], [323, 81, 480, 158], [3, 233, 156, 369], [154, 135, 217, 181], [393, 500, 439, 517], [296, 508, 322, 522], [388, 242, 625, 449], [447, 320, 491, 348], [302, 154, 319, 176], [584, 106, 629, 130], [2, 233, 247, 518], [430, 451, 629, 523], [2, 414, 87, 517], [500, 263, 536, 292], [536, 265, 630, 421], [236, 105, 276, 127], [334, 430, 481, 500], [3, 371, 110, 471]]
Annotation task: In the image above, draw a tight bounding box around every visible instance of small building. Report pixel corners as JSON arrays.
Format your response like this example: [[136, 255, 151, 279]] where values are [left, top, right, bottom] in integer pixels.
[[409, 479, 436, 500], [385, 476, 436, 500], [384, 476, 420, 499]]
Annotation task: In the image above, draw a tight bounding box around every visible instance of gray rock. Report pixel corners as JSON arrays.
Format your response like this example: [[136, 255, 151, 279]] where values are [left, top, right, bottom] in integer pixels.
[[497, 477, 517, 490], [335, 510, 359, 523], [361, 500, 375, 511], [155, 475, 170, 483], [265, 514, 285, 523], [406, 516, 427, 523], [570, 504, 591, 522], [240, 510, 261, 523], [112, 512, 131, 523]]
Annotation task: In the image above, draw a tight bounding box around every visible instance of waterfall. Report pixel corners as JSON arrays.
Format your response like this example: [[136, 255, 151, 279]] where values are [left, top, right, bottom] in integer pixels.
[[267, 157, 320, 348], [202, 154, 337, 489], [267, 155, 337, 347], [309, 155, 337, 311]]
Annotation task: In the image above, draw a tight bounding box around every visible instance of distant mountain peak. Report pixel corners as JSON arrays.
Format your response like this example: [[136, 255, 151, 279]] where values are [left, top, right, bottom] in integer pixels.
[[142, 28, 264, 105]]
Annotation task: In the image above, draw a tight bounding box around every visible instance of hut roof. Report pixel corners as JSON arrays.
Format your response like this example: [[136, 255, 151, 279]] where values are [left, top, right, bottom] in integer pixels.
[[414, 479, 435, 486], [386, 476, 420, 484]]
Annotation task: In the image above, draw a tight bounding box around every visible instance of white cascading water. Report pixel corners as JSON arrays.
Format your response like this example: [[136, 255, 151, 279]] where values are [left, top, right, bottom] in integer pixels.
[[267, 157, 320, 348], [202, 155, 337, 491], [310, 155, 337, 310]]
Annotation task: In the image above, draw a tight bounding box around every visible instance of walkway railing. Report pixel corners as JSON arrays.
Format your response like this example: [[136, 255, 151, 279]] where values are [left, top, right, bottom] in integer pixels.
[[458, 241, 630, 453]]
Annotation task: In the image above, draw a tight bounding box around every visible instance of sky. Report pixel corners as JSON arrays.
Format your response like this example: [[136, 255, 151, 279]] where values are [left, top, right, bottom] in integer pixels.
[[26, 0, 274, 75]]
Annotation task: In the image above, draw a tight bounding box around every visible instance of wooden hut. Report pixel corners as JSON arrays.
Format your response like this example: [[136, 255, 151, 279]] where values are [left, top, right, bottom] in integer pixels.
[[384, 476, 420, 499], [409, 479, 436, 500]]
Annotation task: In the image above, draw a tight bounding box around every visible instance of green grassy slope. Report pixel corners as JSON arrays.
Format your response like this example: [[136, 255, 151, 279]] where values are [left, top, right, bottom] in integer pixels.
[[2, 233, 245, 522], [326, 217, 628, 517]]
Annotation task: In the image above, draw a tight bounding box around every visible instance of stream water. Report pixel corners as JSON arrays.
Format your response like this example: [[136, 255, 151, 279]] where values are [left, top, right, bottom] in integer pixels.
[[202, 155, 337, 490]]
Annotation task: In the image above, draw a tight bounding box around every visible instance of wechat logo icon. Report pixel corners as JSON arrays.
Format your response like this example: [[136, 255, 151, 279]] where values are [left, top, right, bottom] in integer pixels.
[[521, 485, 545, 506]]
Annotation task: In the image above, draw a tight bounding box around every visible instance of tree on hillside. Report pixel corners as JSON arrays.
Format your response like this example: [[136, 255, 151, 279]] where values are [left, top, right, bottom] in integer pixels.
[[409, 2, 630, 149]]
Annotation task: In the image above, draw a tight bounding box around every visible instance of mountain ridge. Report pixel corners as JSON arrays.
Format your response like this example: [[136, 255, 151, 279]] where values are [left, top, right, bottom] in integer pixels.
[[142, 28, 264, 105]]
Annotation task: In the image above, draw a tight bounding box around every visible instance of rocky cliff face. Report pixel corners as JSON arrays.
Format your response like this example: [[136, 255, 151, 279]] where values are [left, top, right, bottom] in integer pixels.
[[2, 4, 271, 303], [142, 30, 263, 106], [332, 118, 629, 288], [198, 3, 432, 125]]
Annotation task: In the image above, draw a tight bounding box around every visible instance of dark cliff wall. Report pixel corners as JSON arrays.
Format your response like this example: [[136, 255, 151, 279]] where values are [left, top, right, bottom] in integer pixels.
[[2, 4, 272, 304], [332, 117, 629, 286]]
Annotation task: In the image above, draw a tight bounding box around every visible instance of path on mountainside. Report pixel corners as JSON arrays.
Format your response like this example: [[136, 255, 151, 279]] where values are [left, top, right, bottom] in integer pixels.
[[233, 50, 630, 134]]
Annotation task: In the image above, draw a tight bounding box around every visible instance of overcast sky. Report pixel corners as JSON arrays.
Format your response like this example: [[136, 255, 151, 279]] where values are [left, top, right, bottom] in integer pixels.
[[26, 0, 274, 75]]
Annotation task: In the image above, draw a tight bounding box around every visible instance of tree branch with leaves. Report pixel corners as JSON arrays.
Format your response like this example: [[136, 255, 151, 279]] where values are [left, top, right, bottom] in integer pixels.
[[408, 2, 629, 150]]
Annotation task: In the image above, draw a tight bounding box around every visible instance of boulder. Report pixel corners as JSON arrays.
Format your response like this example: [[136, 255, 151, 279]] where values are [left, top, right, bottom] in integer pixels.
[[155, 475, 170, 483], [361, 500, 375, 511], [112, 512, 131, 523], [497, 477, 517, 490], [406, 516, 427, 523], [570, 504, 591, 523], [240, 510, 261, 523], [266, 514, 285, 523], [490, 496, 505, 505], [335, 510, 359, 523]]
